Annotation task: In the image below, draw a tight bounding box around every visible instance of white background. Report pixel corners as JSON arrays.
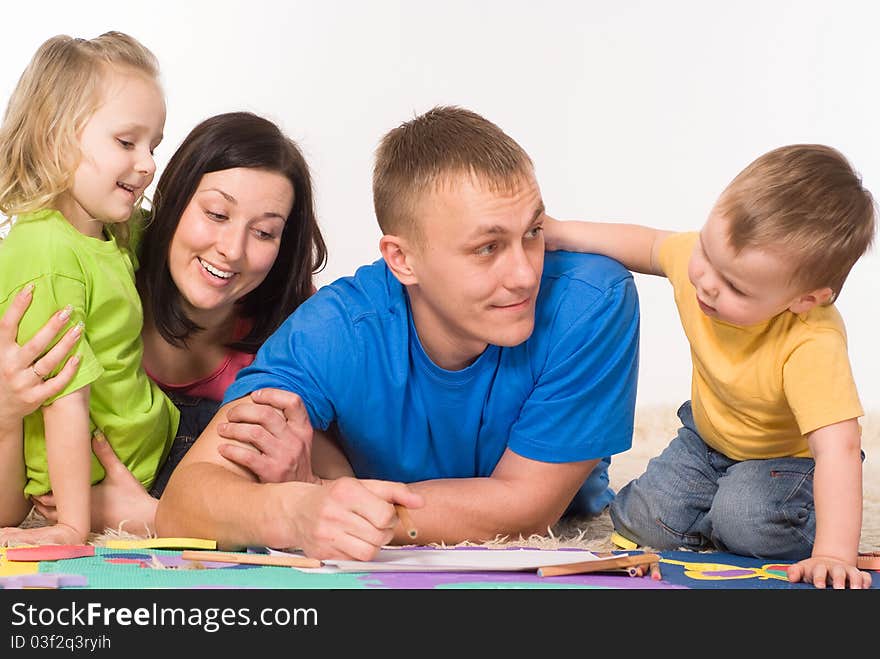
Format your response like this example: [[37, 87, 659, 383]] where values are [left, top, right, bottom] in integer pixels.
[[2, 1, 877, 410]]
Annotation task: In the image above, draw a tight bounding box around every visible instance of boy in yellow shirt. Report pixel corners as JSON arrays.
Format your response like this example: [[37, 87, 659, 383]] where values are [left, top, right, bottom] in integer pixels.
[[544, 144, 875, 589]]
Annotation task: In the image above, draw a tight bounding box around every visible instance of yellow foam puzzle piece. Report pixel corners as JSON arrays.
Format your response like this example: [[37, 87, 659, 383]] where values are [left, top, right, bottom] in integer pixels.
[[0, 548, 39, 577], [610, 531, 639, 550], [102, 537, 217, 550]]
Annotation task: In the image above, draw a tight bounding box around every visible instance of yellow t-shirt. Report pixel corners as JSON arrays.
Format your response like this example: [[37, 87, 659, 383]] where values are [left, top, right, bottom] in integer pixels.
[[658, 232, 863, 460]]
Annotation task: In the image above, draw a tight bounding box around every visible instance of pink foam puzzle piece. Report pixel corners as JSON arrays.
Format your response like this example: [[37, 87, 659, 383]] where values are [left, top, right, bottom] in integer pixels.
[[6, 545, 95, 562]]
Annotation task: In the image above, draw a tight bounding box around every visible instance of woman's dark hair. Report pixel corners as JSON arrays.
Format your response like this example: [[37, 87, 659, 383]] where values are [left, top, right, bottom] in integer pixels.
[[137, 112, 327, 352]]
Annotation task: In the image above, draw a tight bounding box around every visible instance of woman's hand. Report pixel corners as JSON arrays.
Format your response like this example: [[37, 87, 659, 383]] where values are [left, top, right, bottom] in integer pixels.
[[217, 388, 322, 484], [31, 433, 158, 536], [0, 283, 82, 420]]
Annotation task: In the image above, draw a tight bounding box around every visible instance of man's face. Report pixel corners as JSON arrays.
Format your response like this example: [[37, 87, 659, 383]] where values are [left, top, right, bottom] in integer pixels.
[[405, 173, 545, 369]]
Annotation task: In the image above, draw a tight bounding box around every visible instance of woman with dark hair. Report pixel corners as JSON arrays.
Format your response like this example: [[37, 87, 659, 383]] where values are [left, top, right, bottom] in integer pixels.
[[0, 112, 327, 533], [140, 111, 324, 358]]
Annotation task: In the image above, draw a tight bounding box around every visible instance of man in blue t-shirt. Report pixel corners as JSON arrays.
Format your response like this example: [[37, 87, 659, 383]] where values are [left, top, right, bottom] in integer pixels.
[[156, 106, 639, 559]]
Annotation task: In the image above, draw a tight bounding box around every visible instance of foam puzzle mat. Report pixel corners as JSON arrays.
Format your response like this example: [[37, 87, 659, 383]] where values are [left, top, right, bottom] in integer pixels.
[[2, 546, 878, 589]]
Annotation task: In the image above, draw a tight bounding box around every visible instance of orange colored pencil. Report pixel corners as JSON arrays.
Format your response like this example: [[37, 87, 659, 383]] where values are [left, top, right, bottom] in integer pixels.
[[395, 504, 418, 539], [181, 550, 322, 569], [537, 552, 661, 578]]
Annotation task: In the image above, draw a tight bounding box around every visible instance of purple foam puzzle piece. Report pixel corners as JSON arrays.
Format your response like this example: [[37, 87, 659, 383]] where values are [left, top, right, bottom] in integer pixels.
[[0, 573, 88, 589]]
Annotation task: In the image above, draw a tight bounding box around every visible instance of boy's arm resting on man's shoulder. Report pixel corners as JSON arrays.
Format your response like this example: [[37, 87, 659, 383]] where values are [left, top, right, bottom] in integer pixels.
[[543, 216, 672, 276]]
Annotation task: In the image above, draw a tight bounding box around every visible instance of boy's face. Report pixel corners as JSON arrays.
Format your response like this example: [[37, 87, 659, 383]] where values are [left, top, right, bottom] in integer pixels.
[[403, 173, 545, 367], [57, 69, 165, 238], [687, 210, 813, 326]]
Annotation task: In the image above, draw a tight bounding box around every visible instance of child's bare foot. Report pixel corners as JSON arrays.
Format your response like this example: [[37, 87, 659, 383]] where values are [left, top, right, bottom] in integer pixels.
[[0, 523, 86, 546]]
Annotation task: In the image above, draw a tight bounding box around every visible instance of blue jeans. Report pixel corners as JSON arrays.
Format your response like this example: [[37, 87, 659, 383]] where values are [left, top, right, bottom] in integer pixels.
[[609, 401, 817, 560], [149, 394, 221, 498], [563, 456, 615, 518]]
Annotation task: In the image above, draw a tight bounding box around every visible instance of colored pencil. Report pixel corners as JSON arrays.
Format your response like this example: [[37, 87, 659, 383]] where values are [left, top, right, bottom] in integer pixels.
[[181, 550, 322, 569], [537, 552, 661, 578], [395, 504, 418, 539]]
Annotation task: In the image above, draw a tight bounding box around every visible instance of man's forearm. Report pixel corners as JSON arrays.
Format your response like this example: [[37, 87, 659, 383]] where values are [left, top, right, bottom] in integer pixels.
[[392, 452, 595, 545], [396, 475, 576, 546], [155, 461, 312, 550]]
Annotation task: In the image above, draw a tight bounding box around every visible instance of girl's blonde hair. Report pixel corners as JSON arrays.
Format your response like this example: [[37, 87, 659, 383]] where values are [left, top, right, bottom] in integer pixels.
[[0, 31, 160, 241]]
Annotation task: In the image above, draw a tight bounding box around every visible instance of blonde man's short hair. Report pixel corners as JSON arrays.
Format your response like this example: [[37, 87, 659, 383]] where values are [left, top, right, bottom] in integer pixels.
[[373, 106, 534, 243], [0, 31, 160, 240], [720, 144, 876, 299]]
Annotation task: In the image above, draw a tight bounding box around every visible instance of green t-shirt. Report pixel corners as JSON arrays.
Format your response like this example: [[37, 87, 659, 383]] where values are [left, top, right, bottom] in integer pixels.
[[0, 209, 179, 496]]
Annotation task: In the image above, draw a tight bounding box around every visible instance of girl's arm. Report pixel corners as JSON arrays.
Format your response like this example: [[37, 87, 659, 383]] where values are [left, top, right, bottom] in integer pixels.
[[41, 385, 93, 542], [0, 419, 29, 527], [543, 217, 672, 276], [0, 386, 92, 545], [0, 285, 81, 526]]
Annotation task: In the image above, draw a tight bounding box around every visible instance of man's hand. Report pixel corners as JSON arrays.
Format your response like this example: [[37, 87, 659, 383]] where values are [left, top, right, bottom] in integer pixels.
[[787, 555, 872, 589], [217, 388, 320, 484], [280, 477, 424, 561], [0, 284, 82, 420], [31, 433, 158, 535]]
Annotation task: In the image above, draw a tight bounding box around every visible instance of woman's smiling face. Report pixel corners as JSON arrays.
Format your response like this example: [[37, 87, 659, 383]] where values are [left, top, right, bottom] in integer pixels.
[[167, 167, 293, 318]]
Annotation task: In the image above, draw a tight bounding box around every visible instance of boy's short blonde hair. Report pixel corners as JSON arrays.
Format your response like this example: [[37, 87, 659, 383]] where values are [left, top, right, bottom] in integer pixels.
[[373, 106, 534, 243], [0, 32, 160, 233], [719, 144, 875, 299]]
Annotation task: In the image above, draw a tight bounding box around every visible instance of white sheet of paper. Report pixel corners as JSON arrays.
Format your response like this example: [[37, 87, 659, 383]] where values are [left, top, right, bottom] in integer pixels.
[[265, 547, 609, 573]]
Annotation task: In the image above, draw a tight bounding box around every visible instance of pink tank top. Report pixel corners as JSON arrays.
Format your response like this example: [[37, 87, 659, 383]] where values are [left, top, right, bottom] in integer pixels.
[[146, 318, 256, 401]]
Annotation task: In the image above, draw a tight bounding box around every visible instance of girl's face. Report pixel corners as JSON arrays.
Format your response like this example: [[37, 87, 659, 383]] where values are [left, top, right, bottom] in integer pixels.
[[57, 68, 165, 238], [168, 167, 293, 322]]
